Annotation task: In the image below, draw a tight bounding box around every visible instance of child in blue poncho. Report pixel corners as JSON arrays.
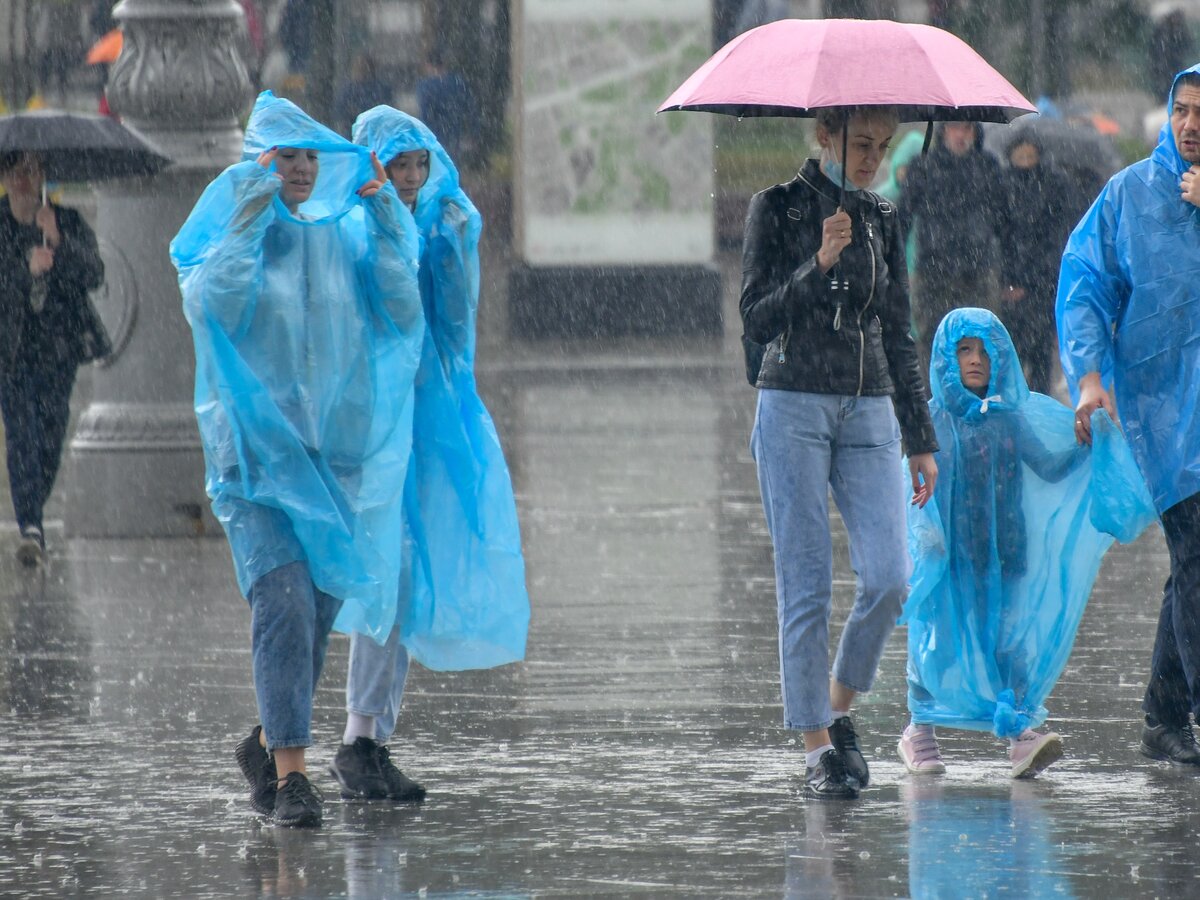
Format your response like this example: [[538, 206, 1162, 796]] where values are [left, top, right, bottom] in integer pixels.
[[327, 106, 530, 803], [898, 308, 1155, 779]]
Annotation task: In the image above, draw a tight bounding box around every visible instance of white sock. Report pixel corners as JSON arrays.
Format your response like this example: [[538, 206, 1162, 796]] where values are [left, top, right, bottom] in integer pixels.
[[806, 744, 836, 768], [831, 709, 850, 720], [343, 712, 376, 746]]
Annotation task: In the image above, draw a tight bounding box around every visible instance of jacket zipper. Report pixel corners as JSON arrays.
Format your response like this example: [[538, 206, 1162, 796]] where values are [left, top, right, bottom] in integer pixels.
[[856, 218, 877, 396]]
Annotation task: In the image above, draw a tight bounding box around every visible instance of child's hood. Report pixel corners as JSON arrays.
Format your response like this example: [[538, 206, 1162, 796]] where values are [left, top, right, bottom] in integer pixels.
[[930, 307, 1029, 419]]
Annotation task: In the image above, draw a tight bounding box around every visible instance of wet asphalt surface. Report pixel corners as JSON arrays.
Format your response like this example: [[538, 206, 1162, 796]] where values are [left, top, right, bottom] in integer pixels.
[[0, 259, 1195, 897]]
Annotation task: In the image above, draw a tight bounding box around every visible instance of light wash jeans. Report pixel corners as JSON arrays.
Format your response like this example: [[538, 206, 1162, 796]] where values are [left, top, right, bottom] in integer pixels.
[[248, 560, 343, 750], [751, 389, 910, 732], [346, 626, 411, 743]]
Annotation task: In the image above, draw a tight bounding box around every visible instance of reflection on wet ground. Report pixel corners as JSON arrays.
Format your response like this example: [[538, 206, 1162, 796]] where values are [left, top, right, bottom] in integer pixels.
[[0, 350, 1194, 898]]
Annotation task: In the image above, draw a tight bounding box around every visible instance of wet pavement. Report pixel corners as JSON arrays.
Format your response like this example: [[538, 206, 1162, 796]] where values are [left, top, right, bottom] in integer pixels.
[[0, 264, 1197, 897]]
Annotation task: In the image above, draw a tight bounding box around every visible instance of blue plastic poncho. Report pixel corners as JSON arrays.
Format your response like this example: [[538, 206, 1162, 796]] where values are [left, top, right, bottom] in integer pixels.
[[352, 106, 529, 670], [902, 308, 1155, 738], [171, 92, 424, 641], [1057, 65, 1200, 514]]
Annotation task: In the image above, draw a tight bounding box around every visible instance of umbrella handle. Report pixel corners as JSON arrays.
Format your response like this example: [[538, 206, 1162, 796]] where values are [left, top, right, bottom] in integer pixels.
[[41, 182, 47, 248], [840, 122, 849, 207], [922, 120, 933, 154]]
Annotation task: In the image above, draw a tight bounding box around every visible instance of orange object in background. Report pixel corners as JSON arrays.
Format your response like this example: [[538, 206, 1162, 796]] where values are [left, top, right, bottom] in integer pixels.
[[86, 29, 123, 66], [1089, 112, 1121, 136]]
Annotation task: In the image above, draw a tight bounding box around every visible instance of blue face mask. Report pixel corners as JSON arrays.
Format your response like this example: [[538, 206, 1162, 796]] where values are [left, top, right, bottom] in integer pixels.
[[821, 152, 862, 192]]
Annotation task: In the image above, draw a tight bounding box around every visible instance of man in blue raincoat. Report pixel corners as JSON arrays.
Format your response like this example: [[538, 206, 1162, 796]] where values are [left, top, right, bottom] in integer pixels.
[[172, 92, 424, 826], [1057, 64, 1200, 766], [326, 106, 530, 803]]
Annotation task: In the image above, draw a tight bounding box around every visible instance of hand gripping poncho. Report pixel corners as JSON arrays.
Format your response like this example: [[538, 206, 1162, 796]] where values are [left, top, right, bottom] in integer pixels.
[[171, 92, 424, 642], [353, 106, 530, 670], [1058, 64, 1200, 514], [902, 308, 1155, 738]]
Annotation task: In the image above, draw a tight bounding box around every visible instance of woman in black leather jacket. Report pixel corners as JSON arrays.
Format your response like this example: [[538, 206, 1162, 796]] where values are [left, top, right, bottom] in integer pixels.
[[740, 107, 938, 800]]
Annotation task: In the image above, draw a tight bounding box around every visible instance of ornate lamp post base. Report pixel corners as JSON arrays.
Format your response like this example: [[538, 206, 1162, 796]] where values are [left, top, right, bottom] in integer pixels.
[[64, 0, 251, 538]]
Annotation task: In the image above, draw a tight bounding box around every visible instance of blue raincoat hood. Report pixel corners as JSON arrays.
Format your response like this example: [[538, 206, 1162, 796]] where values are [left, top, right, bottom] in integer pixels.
[[173, 92, 381, 274], [930, 306, 1029, 421], [349, 106, 528, 671], [171, 91, 425, 642], [1057, 64, 1200, 513], [904, 308, 1154, 737]]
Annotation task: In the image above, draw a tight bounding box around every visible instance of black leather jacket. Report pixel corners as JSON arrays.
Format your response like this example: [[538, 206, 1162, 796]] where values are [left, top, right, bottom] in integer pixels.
[[740, 160, 938, 455], [0, 197, 105, 373]]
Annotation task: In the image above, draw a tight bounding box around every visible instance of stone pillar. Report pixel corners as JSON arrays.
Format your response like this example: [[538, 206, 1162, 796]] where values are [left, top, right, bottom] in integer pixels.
[[64, 0, 252, 537]]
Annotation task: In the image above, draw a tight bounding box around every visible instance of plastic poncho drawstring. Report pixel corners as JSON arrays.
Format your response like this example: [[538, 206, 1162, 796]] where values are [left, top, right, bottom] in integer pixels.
[[172, 91, 424, 642], [353, 106, 529, 671], [902, 308, 1155, 738]]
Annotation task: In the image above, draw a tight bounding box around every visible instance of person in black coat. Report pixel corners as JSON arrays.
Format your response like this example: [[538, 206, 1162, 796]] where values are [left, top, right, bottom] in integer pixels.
[[900, 121, 1004, 373], [994, 134, 1080, 395], [0, 152, 106, 565], [740, 105, 938, 801]]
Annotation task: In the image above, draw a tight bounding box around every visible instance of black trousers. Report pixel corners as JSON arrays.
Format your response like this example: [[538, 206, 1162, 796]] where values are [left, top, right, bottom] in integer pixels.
[[0, 361, 77, 532], [1144, 493, 1200, 725], [997, 286, 1056, 395]]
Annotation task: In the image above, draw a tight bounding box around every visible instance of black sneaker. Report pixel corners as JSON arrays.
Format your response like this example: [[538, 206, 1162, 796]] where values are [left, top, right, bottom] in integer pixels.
[[1140, 716, 1200, 765], [16, 525, 45, 567], [374, 743, 426, 803], [273, 771, 323, 828], [805, 748, 860, 800], [329, 737, 390, 800], [829, 716, 869, 788], [235, 725, 277, 815]]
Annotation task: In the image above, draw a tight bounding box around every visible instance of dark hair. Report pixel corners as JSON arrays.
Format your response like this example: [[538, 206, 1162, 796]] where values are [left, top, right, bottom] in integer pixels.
[[0, 151, 25, 175], [1176, 72, 1200, 95]]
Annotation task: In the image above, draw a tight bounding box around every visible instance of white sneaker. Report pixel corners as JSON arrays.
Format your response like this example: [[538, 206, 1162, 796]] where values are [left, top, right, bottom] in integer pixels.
[[898, 723, 946, 775], [1009, 728, 1063, 779]]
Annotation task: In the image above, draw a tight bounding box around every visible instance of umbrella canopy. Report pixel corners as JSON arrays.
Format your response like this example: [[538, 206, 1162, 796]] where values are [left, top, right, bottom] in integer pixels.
[[983, 115, 1122, 210], [659, 18, 1035, 123], [984, 116, 1122, 181], [0, 110, 170, 182]]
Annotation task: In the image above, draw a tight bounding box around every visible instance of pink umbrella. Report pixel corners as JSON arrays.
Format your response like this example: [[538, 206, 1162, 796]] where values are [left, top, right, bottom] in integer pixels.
[[659, 18, 1034, 124]]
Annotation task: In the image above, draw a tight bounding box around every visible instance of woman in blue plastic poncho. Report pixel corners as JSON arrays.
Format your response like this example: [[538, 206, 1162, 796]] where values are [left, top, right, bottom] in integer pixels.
[[171, 92, 424, 827], [325, 106, 529, 802], [898, 308, 1154, 779]]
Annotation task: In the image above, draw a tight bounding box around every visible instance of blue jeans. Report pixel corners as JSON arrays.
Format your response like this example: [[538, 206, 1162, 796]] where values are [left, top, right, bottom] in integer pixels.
[[248, 560, 343, 750], [751, 390, 909, 732], [346, 626, 411, 742]]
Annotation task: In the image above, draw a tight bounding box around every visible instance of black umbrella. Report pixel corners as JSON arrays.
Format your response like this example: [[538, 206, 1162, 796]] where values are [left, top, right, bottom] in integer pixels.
[[0, 110, 170, 182], [984, 116, 1122, 188]]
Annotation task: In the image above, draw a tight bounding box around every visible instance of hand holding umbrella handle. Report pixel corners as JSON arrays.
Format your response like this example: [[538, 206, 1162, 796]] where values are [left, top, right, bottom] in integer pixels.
[[35, 184, 59, 250], [816, 209, 852, 274]]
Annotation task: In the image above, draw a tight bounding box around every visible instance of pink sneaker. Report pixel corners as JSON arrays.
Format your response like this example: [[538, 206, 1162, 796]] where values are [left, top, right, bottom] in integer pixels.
[[1009, 728, 1063, 779], [898, 724, 946, 775]]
